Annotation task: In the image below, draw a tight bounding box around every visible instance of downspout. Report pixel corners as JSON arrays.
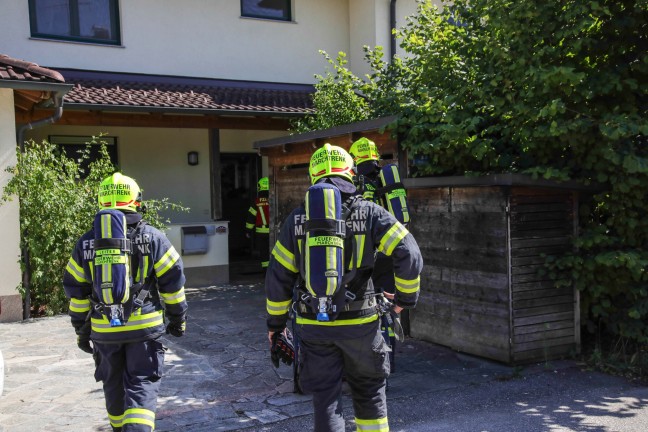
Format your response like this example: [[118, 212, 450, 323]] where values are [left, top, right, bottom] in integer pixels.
[[16, 92, 67, 319], [390, 0, 397, 60], [17, 93, 65, 153]]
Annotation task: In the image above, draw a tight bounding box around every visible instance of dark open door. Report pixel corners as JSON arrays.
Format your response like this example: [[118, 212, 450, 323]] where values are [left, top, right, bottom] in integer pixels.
[[220, 153, 261, 260]]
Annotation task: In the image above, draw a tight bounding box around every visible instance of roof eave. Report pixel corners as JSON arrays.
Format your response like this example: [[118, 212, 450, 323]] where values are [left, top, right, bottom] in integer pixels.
[[63, 102, 312, 117], [0, 80, 73, 96]]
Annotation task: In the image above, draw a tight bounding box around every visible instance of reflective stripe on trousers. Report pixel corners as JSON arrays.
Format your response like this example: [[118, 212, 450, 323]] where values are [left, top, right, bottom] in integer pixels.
[[94, 338, 165, 432], [298, 321, 390, 432]]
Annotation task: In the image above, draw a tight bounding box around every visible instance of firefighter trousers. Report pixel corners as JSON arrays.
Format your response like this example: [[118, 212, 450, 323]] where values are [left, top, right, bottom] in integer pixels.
[[256, 231, 270, 269], [298, 322, 391, 432], [94, 338, 165, 432]]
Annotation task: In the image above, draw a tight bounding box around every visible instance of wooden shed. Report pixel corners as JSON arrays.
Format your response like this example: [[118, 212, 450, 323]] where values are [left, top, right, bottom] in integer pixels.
[[254, 117, 584, 365], [405, 175, 583, 364]]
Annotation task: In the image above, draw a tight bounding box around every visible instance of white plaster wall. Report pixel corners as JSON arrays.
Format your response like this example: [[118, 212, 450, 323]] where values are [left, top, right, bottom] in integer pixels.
[[348, 0, 378, 79], [0, 90, 22, 301], [1, 0, 350, 84], [219, 129, 286, 153], [347, 0, 439, 79], [220, 129, 287, 177], [24, 125, 284, 222]]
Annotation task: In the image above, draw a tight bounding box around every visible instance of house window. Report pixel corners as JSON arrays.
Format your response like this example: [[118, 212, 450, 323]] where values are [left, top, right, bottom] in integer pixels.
[[50, 135, 118, 178], [241, 0, 291, 21], [29, 0, 121, 45]]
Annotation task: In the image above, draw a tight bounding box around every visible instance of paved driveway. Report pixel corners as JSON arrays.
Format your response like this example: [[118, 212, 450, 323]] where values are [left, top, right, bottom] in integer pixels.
[[1, 283, 646, 431]]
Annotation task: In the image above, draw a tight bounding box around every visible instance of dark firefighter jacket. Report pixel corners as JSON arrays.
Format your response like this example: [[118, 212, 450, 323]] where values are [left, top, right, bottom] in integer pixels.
[[246, 191, 270, 234], [265, 191, 423, 340], [63, 212, 188, 344]]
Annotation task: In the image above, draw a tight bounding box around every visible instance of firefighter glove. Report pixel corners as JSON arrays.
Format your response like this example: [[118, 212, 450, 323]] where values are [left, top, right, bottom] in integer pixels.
[[77, 334, 93, 354], [390, 309, 405, 342], [270, 329, 295, 368], [75, 321, 93, 354], [166, 320, 186, 337]]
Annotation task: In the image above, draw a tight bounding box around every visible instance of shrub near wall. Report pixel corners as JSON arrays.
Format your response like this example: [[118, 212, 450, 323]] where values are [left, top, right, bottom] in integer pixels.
[[392, 0, 648, 351], [2, 138, 187, 316]]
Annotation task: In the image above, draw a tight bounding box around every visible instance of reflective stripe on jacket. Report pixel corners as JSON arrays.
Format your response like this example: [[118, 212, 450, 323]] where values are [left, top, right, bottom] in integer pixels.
[[63, 217, 188, 343], [265, 193, 423, 339], [246, 196, 270, 233]]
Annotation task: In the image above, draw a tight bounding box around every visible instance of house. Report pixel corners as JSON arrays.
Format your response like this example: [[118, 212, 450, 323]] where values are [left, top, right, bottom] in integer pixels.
[[0, 54, 72, 322], [0, 0, 436, 321]]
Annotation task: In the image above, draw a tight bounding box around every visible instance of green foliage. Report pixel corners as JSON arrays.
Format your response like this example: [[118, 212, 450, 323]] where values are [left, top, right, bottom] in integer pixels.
[[1, 136, 188, 316], [297, 0, 648, 355], [394, 0, 648, 181], [399, 0, 648, 346], [290, 48, 406, 133], [584, 335, 648, 384], [291, 51, 371, 133]]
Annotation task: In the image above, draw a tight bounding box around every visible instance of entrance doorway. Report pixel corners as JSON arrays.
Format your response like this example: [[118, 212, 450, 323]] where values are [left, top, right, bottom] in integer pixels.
[[220, 153, 261, 262]]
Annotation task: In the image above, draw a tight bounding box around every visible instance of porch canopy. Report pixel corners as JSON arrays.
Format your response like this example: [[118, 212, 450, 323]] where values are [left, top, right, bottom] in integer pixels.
[[15, 68, 316, 130]]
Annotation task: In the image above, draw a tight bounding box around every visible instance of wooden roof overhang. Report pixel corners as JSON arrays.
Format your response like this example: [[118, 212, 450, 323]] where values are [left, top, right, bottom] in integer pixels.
[[15, 105, 296, 131], [13, 69, 317, 131], [254, 115, 401, 167], [2, 80, 73, 121]]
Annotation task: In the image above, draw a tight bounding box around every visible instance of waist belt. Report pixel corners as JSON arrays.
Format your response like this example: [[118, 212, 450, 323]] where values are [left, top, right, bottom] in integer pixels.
[[343, 296, 376, 312], [297, 296, 376, 314]]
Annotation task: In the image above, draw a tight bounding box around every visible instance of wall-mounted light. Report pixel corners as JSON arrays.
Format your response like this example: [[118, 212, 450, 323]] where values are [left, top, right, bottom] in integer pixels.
[[187, 151, 199, 166]]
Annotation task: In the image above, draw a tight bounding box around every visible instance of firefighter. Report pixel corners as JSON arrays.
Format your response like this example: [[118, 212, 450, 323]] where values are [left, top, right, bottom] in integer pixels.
[[245, 177, 271, 271], [265, 144, 423, 432], [349, 137, 407, 372], [349, 137, 383, 203], [63, 173, 188, 432]]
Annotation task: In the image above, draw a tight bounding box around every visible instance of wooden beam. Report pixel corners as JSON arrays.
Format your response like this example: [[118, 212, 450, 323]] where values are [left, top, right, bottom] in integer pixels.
[[13, 93, 36, 112], [17, 89, 50, 103], [15, 109, 291, 130]]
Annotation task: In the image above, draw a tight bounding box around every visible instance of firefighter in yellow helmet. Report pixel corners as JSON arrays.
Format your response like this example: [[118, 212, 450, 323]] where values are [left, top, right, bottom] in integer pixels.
[[63, 172, 188, 432], [245, 177, 271, 271], [350, 137, 413, 374], [265, 144, 423, 431], [349, 137, 382, 201]]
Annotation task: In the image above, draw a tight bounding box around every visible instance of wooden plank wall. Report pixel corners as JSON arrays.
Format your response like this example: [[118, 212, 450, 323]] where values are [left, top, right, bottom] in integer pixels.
[[408, 186, 512, 363], [510, 187, 579, 363]]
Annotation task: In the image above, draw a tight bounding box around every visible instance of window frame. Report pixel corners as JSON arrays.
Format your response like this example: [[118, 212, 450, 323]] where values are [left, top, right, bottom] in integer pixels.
[[240, 0, 292, 22], [28, 0, 122, 45], [49, 135, 119, 178]]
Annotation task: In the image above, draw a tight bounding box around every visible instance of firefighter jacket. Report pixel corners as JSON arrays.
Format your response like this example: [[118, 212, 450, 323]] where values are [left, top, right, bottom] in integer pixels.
[[356, 161, 382, 205], [246, 191, 270, 234], [265, 191, 423, 340], [358, 172, 381, 204], [63, 212, 188, 344]]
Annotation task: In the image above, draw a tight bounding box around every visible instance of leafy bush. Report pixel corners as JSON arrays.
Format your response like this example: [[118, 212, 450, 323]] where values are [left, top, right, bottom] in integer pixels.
[[290, 48, 408, 133], [294, 0, 648, 363], [2, 137, 188, 316], [392, 0, 648, 348]]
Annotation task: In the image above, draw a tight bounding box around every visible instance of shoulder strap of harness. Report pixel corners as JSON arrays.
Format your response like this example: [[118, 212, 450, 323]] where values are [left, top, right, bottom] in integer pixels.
[[89, 219, 152, 316], [340, 194, 361, 287], [128, 219, 151, 309]]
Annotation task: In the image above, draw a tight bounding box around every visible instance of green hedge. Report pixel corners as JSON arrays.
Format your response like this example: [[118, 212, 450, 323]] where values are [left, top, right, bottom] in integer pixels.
[[292, 0, 648, 355]]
